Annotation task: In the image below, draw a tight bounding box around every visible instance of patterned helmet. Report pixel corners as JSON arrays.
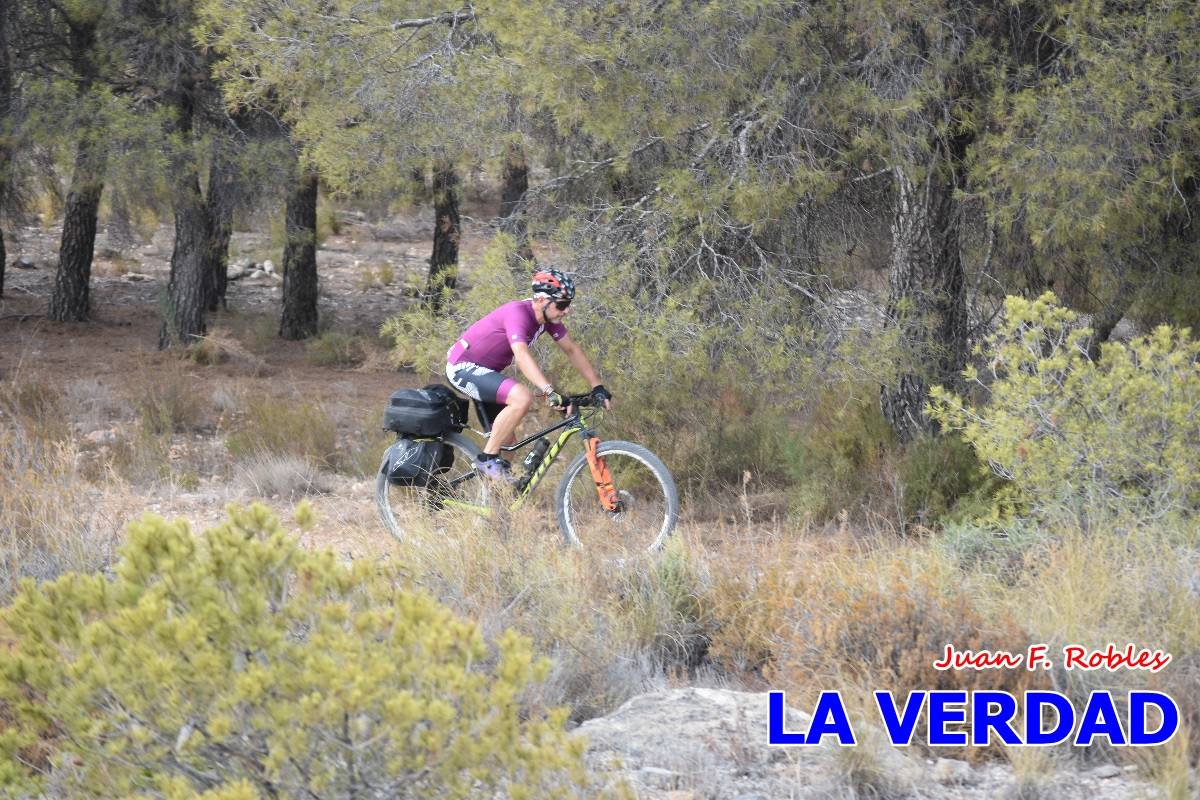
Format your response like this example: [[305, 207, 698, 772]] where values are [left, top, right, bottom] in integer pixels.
[[531, 268, 575, 301]]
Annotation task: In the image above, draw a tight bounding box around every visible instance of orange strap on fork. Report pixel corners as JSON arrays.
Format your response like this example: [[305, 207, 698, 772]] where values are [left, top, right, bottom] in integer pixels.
[[585, 437, 622, 512]]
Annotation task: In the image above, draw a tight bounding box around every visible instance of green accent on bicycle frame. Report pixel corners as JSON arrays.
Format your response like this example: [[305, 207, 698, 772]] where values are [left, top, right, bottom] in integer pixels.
[[442, 498, 493, 517], [516, 426, 582, 502], [439, 424, 587, 517]]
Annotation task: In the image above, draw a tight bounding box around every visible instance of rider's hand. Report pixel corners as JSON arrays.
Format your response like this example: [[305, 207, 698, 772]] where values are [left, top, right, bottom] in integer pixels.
[[591, 384, 613, 411], [544, 388, 567, 411]]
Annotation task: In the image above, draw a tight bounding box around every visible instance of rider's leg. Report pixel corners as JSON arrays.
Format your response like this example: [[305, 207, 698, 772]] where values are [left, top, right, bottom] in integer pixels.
[[483, 384, 533, 455]]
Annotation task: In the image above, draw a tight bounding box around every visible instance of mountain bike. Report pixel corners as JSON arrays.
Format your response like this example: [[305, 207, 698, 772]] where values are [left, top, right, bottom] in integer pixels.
[[375, 392, 679, 554]]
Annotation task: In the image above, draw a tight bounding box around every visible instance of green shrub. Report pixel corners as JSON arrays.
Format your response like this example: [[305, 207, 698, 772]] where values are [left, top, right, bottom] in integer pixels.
[[780, 384, 894, 520], [897, 434, 1000, 527], [226, 396, 339, 469], [930, 292, 1200, 522], [0, 505, 595, 798], [305, 331, 367, 367]]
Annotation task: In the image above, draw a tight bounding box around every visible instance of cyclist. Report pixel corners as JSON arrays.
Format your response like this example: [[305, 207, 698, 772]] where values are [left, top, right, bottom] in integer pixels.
[[446, 268, 613, 482]]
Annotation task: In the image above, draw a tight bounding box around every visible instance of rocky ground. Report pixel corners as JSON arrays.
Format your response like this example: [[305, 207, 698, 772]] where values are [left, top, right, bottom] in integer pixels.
[[579, 688, 1165, 799]]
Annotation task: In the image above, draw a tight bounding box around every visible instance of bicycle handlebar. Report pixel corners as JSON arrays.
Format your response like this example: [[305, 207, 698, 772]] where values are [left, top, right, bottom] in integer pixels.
[[562, 392, 600, 408]]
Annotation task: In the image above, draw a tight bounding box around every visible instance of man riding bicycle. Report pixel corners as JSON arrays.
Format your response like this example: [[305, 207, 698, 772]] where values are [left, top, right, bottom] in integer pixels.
[[446, 268, 613, 482]]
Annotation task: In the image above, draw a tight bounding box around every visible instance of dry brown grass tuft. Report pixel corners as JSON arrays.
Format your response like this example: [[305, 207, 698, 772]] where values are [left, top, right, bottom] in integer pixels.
[[225, 394, 339, 469], [0, 422, 126, 601], [129, 360, 209, 436], [237, 453, 327, 499], [188, 328, 270, 375]]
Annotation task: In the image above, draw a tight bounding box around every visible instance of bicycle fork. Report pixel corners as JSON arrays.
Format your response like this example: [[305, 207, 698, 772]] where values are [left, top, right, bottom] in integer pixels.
[[584, 434, 624, 513]]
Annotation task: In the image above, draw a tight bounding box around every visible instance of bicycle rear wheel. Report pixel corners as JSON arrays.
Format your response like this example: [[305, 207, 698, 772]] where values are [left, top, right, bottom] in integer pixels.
[[375, 432, 489, 543], [555, 440, 678, 554]]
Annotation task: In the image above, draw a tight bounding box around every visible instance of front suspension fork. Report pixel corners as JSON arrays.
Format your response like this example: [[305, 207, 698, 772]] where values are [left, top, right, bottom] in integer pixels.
[[584, 435, 623, 513]]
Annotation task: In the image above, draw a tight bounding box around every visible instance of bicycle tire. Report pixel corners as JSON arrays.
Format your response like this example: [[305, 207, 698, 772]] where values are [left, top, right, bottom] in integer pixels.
[[555, 440, 679, 553], [375, 432, 488, 543]]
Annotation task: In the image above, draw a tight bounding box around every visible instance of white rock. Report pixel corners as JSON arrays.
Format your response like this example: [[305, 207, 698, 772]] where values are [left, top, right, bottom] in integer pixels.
[[1090, 764, 1121, 779], [262, 259, 276, 274]]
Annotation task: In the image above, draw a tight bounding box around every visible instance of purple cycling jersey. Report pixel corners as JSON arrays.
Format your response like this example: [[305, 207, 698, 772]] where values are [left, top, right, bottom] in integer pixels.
[[447, 299, 567, 371]]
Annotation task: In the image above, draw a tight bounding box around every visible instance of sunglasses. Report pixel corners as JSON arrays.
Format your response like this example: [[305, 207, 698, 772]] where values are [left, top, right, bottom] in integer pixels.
[[553, 300, 572, 311]]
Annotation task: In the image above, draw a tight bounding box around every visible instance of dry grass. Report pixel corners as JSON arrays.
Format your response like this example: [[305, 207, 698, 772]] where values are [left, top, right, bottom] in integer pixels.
[[188, 327, 271, 375], [390, 515, 722, 721], [225, 394, 339, 469], [2, 351, 1195, 791], [236, 453, 327, 498], [305, 331, 367, 367], [0, 380, 130, 601], [130, 360, 210, 436]]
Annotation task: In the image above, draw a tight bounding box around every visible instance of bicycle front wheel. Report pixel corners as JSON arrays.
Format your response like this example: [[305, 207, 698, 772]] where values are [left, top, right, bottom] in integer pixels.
[[555, 440, 679, 553], [375, 432, 489, 543]]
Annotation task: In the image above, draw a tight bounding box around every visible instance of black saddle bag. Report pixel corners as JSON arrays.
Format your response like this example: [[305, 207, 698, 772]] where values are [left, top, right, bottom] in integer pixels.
[[382, 437, 455, 487], [383, 384, 467, 436]]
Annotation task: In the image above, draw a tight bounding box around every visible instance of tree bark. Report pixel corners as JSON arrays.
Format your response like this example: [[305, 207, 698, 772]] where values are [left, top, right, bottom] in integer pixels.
[[0, 3, 11, 299], [499, 143, 533, 263], [879, 156, 968, 442], [49, 137, 105, 321], [159, 90, 211, 348], [425, 162, 460, 312], [49, 20, 105, 322], [204, 137, 239, 312], [279, 170, 319, 340]]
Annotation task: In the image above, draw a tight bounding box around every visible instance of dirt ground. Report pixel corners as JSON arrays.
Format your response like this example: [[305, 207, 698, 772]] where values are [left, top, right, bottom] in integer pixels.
[[0, 209, 503, 559]]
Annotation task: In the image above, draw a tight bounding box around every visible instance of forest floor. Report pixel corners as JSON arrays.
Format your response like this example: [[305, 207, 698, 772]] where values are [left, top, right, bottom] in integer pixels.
[[0, 205, 494, 560]]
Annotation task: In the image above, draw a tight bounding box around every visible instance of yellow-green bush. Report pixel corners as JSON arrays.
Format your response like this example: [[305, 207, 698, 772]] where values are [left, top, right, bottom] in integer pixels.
[[930, 292, 1200, 521], [0, 505, 596, 798]]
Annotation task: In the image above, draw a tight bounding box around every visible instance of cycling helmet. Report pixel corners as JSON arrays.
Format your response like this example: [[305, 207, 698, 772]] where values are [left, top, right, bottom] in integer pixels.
[[531, 268, 575, 302]]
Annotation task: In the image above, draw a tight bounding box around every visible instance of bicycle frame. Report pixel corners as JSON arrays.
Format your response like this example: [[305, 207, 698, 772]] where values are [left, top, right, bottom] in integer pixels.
[[440, 407, 601, 516]]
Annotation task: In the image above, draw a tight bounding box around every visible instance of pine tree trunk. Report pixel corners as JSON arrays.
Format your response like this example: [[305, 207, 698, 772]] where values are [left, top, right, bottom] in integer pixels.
[[159, 90, 211, 349], [499, 144, 533, 263], [160, 171, 210, 347], [49, 137, 105, 322], [0, 0, 11, 299], [204, 139, 238, 312], [425, 163, 460, 313], [879, 159, 967, 442], [279, 170, 319, 340]]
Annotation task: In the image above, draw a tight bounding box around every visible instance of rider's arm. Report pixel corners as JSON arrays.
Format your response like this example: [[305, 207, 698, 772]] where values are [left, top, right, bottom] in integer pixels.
[[555, 334, 605, 393], [509, 342, 554, 394]]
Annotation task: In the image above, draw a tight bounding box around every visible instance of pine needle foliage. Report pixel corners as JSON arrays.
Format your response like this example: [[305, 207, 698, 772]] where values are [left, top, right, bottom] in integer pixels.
[[930, 293, 1200, 522], [0, 505, 594, 799]]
